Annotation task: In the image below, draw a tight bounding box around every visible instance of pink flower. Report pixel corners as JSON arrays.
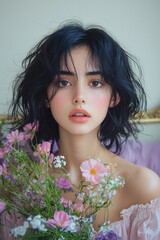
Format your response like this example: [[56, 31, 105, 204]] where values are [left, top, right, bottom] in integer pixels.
[[0, 148, 4, 159], [3, 146, 11, 154], [80, 158, 108, 184], [48, 153, 54, 166], [48, 210, 70, 228], [0, 164, 7, 176], [0, 201, 6, 213], [37, 141, 52, 154], [23, 122, 39, 132], [23, 122, 39, 140], [71, 202, 84, 213], [57, 177, 72, 189], [0, 166, 3, 176], [0, 146, 11, 159], [34, 141, 53, 164], [60, 197, 72, 208], [6, 130, 24, 145]]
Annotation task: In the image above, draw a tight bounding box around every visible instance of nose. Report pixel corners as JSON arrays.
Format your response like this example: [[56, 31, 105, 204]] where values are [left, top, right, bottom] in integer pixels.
[[73, 97, 86, 104], [72, 85, 86, 105]]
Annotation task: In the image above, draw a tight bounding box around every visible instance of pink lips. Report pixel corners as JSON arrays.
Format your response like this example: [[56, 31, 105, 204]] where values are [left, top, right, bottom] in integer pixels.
[[69, 109, 91, 123]]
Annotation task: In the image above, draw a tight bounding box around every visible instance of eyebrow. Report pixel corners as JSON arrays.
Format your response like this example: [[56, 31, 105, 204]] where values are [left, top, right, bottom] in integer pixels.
[[59, 70, 102, 76]]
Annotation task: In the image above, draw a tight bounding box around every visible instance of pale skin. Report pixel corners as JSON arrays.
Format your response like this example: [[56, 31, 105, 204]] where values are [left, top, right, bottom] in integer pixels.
[[47, 45, 160, 229]]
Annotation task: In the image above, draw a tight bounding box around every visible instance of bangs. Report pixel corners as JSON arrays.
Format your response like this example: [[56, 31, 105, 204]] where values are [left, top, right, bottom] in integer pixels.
[[59, 45, 102, 77]]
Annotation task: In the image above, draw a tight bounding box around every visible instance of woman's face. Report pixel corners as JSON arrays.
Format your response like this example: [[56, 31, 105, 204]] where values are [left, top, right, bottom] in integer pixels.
[[47, 45, 115, 137]]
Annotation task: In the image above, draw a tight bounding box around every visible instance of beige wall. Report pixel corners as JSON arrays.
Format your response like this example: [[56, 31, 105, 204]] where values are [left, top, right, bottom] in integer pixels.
[[0, 0, 160, 140]]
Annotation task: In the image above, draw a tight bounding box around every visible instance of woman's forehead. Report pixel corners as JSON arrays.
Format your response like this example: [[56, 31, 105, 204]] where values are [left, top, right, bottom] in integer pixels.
[[60, 46, 100, 72]]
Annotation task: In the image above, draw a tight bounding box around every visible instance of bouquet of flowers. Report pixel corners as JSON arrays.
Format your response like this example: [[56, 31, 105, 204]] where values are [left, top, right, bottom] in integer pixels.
[[0, 122, 124, 239]]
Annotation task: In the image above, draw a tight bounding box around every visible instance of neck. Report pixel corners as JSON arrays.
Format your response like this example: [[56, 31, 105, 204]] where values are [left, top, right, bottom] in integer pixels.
[[55, 130, 113, 186], [58, 132, 105, 173]]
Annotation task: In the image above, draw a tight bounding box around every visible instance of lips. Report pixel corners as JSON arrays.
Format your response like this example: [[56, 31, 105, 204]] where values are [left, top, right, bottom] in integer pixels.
[[69, 109, 91, 123], [69, 109, 91, 118]]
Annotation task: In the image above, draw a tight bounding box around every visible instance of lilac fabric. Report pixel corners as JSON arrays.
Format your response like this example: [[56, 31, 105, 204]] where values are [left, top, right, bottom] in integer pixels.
[[110, 198, 160, 240], [118, 140, 160, 176]]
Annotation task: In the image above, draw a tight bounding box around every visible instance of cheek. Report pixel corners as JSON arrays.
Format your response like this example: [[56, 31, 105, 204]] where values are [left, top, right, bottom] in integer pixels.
[[52, 96, 64, 108], [90, 94, 111, 110], [51, 90, 69, 107], [49, 95, 65, 117]]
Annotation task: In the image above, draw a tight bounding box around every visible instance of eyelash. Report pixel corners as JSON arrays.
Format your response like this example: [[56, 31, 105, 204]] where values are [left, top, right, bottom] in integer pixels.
[[89, 80, 104, 88], [57, 80, 71, 88], [57, 80, 105, 88]]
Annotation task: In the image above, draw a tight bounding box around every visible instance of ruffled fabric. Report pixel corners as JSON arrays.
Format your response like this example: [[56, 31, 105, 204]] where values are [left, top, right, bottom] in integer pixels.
[[0, 210, 23, 240], [0, 198, 160, 239], [110, 198, 160, 240]]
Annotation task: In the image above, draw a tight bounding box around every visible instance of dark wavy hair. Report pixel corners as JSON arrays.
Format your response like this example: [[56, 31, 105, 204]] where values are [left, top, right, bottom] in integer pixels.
[[9, 21, 146, 153]]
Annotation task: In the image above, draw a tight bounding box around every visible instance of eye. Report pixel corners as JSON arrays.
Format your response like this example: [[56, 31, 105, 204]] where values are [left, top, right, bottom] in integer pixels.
[[57, 80, 71, 88], [89, 80, 104, 88]]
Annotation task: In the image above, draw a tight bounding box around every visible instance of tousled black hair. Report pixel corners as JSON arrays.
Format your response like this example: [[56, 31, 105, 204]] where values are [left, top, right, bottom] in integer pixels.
[[10, 21, 146, 153]]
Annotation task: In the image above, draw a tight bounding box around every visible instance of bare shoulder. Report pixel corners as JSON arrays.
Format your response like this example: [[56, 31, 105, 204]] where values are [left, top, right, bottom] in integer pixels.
[[106, 151, 160, 205], [126, 163, 160, 203]]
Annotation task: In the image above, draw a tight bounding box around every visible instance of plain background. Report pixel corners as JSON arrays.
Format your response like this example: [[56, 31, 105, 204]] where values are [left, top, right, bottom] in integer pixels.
[[0, 0, 160, 141]]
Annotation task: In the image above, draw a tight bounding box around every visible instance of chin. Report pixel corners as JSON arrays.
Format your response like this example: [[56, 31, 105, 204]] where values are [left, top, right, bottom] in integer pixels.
[[65, 127, 99, 136]]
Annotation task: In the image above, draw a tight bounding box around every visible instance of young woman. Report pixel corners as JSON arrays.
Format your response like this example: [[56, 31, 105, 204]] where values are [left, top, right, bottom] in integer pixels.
[[1, 22, 160, 239]]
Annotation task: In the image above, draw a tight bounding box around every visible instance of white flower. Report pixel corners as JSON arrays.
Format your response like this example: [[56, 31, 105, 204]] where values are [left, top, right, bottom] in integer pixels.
[[23, 221, 30, 228], [77, 192, 85, 201], [10, 226, 26, 237], [89, 190, 97, 203], [58, 236, 66, 240], [108, 189, 117, 198], [98, 183, 104, 191], [10, 221, 29, 237], [98, 199, 105, 204], [53, 156, 66, 168], [66, 220, 77, 233], [70, 215, 79, 221], [28, 215, 48, 232], [31, 218, 41, 229], [81, 216, 94, 224], [99, 221, 110, 233], [27, 216, 32, 221]]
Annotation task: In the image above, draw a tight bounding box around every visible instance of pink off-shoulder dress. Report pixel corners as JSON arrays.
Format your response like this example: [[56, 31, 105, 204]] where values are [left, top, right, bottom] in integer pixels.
[[0, 198, 160, 240]]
